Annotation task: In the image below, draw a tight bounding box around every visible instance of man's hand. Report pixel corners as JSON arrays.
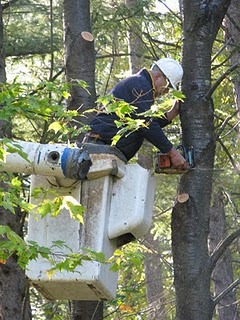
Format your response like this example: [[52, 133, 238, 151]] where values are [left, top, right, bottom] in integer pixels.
[[166, 100, 180, 121], [167, 147, 189, 169]]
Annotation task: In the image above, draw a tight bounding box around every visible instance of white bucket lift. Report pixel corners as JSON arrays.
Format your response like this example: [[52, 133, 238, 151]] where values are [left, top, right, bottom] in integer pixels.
[[0, 140, 155, 300], [27, 174, 119, 301]]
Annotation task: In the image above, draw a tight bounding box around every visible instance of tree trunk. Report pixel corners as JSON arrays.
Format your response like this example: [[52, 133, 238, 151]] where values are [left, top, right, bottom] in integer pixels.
[[208, 4, 240, 319], [172, 1, 231, 319], [64, 0, 96, 133], [63, 0, 102, 318], [225, 0, 240, 134], [125, 0, 144, 74], [144, 233, 167, 320], [138, 143, 167, 320], [124, 3, 166, 316], [69, 300, 103, 320], [0, 2, 31, 319], [0, 206, 32, 320], [209, 189, 240, 320]]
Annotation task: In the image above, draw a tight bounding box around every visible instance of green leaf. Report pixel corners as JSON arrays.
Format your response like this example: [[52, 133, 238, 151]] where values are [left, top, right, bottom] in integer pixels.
[[48, 121, 63, 134], [62, 91, 71, 99], [0, 144, 6, 161], [114, 249, 124, 256], [111, 134, 121, 145], [38, 246, 52, 258], [0, 225, 11, 235], [11, 176, 22, 188], [36, 200, 53, 218], [5, 141, 30, 163], [65, 201, 85, 223], [172, 90, 185, 101], [109, 262, 121, 272], [62, 196, 85, 223], [83, 247, 107, 264]]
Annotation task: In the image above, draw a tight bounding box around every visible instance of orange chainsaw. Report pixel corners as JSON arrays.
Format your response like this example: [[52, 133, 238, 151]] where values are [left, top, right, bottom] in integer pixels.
[[154, 145, 194, 174]]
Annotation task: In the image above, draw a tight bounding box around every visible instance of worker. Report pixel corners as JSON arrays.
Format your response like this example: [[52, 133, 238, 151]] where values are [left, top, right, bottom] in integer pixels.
[[83, 58, 188, 169]]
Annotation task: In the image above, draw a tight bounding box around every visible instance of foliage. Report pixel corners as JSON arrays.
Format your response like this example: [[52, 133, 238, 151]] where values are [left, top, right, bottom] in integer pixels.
[[0, 0, 240, 319], [30, 291, 71, 320], [0, 80, 91, 142], [96, 90, 184, 145], [105, 245, 149, 319], [3, 0, 63, 58], [0, 223, 111, 275]]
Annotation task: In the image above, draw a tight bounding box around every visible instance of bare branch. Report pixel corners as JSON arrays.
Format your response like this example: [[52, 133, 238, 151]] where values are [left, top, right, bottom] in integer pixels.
[[210, 228, 240, 272], [143, 32, 181, 48], [211, 52, 234, 71], [156, 0, 181, 21], [211, 36, 233, 63], [213, 277, 240, 307], [216, 137, 240, 174], [205, 63, 239, 99], [29, 67, 65, 96], [226, 12, 240, 33], [220, 119, 240, 139], [215, 110, 238, 138]]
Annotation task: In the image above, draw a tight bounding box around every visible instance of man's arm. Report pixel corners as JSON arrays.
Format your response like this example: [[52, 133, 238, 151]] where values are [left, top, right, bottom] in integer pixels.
[[154, 100, 180, 128], [165, 101, 188, 168], [165, 100, 180, 121]]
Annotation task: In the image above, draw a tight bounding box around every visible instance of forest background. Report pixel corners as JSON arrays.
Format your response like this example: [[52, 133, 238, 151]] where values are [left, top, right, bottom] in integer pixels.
[[0, 0, 239, 319]]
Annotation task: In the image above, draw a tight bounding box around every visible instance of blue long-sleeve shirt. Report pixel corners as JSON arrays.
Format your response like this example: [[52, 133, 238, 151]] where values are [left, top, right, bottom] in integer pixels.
[[88, 68, 173, 160]]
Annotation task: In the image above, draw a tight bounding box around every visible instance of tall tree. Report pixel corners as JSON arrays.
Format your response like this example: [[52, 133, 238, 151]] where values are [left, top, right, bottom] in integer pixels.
[[1, 0, 239, 318], [225, 0, 240, 130], [209, 188, 240, 320], [144, 232, 167, 320], [124, 2, 167, 318], [64, 0, 96, 136], [125, 0, 144, 73], [208, 1, 240, 318], [63, 0, 102, 319], [171, 0, 237, 319], [0, 2, 31, 320]]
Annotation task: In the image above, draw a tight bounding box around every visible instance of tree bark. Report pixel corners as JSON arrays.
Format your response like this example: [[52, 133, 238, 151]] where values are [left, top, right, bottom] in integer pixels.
[[225, 0, 240, 135], [0, 206, 32, 320], [63, 0, 102, 318], [69, 300, 103, 320], [213, 3, 240, 319], [209, 189, 240, 320], [138, 143, 167, 320], [64, 0, 96, 134], [124, 4, 166, 316], [0, 2, 31, 319], [144, 232, 167, 320], [172, 0, 232, 319], [125, 0, 144, 74]]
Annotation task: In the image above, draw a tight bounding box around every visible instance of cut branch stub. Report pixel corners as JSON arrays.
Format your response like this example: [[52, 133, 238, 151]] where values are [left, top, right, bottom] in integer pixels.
[[81, 31, 94, 42], [177, 193, 189, 203]]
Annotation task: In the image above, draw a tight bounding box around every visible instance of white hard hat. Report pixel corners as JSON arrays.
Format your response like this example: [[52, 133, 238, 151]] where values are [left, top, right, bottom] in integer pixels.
[[151, 58, 183, 89]]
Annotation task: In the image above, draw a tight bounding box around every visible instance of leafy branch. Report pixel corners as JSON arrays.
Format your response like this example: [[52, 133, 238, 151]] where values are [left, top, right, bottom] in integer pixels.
[[0, 81, 84, 142], [0, 138, 30, 162], [96, 91, 184, 145], [0, 225, 110, 275], [34, 195, 85, 223]]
